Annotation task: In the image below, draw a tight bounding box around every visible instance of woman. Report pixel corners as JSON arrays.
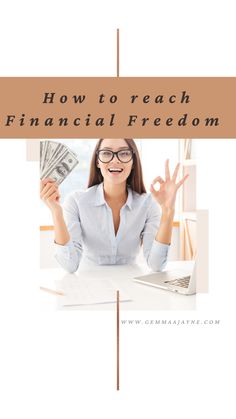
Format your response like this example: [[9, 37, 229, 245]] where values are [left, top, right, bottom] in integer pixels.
[[40, 139, 188, 273]]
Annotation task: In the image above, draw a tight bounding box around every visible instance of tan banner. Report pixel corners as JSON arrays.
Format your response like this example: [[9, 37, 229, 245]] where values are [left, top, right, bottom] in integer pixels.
[[0, 77, 235, 138]]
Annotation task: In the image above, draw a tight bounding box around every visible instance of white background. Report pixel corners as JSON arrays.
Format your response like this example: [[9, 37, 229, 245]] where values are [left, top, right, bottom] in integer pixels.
[[0, 1, 236, 418]]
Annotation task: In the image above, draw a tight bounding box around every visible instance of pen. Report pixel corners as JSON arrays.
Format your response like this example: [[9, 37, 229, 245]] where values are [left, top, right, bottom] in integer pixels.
[[40, 286, 65, 296]]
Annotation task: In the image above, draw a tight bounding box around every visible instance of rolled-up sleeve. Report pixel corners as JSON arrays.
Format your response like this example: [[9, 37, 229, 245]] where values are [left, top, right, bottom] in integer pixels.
[[141, 197, 170, 271], [54, 194, 83, 273]]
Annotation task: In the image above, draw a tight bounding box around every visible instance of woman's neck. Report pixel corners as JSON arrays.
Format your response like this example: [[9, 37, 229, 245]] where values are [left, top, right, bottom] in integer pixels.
[[103, 181, 127, 204]]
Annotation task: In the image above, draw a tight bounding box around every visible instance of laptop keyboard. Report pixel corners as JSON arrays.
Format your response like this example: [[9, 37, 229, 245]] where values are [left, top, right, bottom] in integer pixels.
[[165, 276, 190, 288]]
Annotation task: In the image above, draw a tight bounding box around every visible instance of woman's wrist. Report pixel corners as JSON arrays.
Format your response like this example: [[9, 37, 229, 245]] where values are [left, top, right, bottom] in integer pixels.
[[51, 206, 63, 220], [161, 206, 175, 218], [52, 209, 70, 245]]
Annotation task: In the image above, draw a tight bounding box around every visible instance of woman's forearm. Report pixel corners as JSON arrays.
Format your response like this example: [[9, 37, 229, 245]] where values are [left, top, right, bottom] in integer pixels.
[[52, 209, 70, 245], [155, 207, 175, 245]]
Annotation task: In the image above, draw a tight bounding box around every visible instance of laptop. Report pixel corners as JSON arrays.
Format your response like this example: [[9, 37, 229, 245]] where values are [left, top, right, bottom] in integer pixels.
[[133, 262, 196, 295]]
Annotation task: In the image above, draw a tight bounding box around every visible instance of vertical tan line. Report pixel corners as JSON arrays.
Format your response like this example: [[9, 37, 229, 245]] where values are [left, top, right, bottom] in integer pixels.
[[116, 28, 120, 391], [116, 290, 120, 391], [117, 29, 120, 77]]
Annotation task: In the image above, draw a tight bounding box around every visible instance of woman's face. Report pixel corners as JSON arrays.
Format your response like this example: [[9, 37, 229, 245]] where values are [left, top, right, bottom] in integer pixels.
[[97, 139, 133, 185]]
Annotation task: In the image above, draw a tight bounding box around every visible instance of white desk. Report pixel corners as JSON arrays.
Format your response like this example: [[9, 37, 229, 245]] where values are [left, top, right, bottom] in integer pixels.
[[39, 260, 196, 311]]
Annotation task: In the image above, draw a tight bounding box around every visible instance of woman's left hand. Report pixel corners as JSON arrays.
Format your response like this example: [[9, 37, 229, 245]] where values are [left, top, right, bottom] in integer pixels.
[[150, 160, 189, 210]]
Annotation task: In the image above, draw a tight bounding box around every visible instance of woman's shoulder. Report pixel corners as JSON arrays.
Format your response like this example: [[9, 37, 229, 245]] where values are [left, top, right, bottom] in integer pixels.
[[65, 184, 100, 206], [131, 189, 155, 208], [130, 189, 161, 216]]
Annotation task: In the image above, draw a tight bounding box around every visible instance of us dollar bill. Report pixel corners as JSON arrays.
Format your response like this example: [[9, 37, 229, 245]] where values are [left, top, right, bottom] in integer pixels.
[[40, 141, 79, 184], [41, 141, 62, 173]]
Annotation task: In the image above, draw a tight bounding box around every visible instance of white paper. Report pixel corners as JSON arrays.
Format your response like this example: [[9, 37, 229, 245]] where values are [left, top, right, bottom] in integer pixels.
[[56, 277, 132, 306]]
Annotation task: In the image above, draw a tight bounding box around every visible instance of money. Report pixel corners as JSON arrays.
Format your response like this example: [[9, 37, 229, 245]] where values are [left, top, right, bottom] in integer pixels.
[[40, 140, 79, 184]]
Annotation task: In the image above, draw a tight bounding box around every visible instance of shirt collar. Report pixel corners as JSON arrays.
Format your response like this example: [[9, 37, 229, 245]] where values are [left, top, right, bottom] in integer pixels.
[[94, 182, 106, 206], [94, 182, 133, 210]]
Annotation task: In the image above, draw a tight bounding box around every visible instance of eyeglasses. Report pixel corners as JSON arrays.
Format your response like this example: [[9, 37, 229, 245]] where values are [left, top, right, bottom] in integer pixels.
[[96, 149, 134, 163]]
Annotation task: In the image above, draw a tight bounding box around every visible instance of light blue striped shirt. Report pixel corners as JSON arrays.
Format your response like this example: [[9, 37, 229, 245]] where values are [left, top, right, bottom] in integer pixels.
[[55, 182, 169, 273]]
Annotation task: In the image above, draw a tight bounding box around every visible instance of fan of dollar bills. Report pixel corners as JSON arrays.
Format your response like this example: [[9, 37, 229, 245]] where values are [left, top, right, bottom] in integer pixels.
[[40, 141, 79, 184]]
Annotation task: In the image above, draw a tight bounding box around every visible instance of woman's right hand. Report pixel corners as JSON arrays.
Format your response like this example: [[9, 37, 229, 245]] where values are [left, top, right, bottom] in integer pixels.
[[40, 178, 62, 214]]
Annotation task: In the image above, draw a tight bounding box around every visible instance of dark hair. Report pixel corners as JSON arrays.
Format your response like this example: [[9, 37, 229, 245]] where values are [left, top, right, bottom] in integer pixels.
[[87, 139, 146, 194]]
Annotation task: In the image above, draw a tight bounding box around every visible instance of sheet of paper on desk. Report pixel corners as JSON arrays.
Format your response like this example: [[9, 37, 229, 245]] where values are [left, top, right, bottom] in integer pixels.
[[55, 278, 132, 306]]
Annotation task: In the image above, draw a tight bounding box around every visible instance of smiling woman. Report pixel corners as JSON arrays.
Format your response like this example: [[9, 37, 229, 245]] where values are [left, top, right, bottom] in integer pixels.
[[87, 139, 146, 194], [40, 138, 188, 273]]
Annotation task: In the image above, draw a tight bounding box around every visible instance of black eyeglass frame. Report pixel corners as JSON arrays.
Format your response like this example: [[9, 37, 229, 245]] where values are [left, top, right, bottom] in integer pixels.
[[96, 149, 134, 163]]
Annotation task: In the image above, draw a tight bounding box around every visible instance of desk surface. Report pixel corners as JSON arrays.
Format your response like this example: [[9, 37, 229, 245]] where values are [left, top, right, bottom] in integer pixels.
[[39, 260, 196, 311]]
